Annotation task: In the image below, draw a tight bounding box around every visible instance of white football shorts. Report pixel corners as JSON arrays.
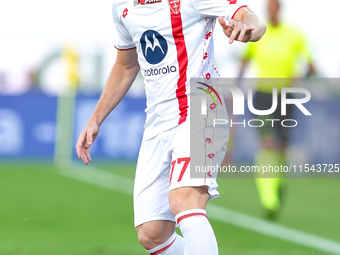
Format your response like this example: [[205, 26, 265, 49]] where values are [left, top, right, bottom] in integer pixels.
[[133, 118, 229, 227]]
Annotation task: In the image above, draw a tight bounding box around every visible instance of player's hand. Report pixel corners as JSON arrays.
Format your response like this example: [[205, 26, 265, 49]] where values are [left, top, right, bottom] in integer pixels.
[[76, 123, 99, 165], [218, 17, 255, 44]]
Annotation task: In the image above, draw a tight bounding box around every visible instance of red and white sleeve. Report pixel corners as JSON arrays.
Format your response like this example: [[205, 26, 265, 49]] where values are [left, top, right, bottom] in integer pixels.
[[112, 3, 136, 51], [189, 0, 248, 19], [226, 0, 248, 20]]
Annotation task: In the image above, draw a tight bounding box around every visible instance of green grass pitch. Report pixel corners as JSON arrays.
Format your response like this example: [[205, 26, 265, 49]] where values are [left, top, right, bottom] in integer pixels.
[[0, 161, 339, 255]]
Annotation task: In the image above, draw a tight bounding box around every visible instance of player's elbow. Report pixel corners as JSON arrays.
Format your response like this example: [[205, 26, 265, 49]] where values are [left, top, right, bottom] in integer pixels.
[[130, 62, 141, 76]]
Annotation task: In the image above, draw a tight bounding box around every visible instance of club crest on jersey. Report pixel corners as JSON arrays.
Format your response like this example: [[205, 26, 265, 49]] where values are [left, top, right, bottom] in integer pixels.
[[134, 0, 162, 6], [168, 0, 180, 14]]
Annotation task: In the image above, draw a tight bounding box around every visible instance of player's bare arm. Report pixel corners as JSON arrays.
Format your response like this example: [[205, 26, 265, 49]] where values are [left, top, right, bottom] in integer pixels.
[[218, 6, 267, 44], [76, 49, 140, 165]]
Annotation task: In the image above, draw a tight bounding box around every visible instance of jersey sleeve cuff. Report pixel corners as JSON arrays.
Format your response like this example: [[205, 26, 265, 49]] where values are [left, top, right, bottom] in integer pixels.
[[231, 5, 248, 19], [114, 45, 137, 51]]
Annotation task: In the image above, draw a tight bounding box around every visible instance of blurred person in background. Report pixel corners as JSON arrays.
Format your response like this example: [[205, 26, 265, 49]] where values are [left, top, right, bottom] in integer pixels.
[[238, 0, 316, 219]]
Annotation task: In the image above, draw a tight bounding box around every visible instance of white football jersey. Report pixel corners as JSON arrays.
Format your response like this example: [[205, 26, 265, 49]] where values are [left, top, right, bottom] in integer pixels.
[[112, 0, 248, 140]]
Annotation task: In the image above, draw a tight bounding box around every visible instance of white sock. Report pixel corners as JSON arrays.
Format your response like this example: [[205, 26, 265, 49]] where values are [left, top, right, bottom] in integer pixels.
[[146, 231, 185, 255], [176, 209, 218, 255]]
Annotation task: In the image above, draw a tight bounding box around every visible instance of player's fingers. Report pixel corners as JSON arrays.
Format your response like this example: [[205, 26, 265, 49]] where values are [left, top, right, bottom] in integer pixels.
[[76, 148, 81, 159], [76, 145, 87, 164], [237, 25, 249, 42], [217, 17, 227, 29], [238, 25, 255, 42], [85, 150, 92, 163], [85, 131, 93, 149], [218, 17, 234, 28], [76, 144, 81, 159], [218, 17, 236, 38], [228, 28, 238, 44], [81, 153, 89, 165], [228, 19, 235, 27], [230, 20, 244, 43], [228, 21, 245, 43], [76, 134, 86, 158]]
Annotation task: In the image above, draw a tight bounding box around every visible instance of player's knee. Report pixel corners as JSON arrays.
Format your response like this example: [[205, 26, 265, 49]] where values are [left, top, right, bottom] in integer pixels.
[[137, 228, 155, 250], [136, 228, 165, 250], [136, 221, 175, 250]]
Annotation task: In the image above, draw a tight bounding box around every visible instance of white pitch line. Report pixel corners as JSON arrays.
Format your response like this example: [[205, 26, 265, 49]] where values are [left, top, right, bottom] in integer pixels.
[[207, 204, 340, 255], [58, 163, 340, 255], [58, 163, 133, 196]]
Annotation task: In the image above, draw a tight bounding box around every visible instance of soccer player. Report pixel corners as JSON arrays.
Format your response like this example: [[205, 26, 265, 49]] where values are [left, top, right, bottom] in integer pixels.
[[239, 0, 315, 218], [76, 1, 266, 254]]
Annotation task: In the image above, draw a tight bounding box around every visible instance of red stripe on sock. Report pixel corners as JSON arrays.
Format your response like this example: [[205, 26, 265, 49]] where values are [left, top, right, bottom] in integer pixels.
[[176, 212, 208, 225], [150, 237, 176, 255]]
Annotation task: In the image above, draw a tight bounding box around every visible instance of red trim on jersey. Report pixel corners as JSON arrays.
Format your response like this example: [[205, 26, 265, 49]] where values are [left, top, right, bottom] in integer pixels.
[[170, 10, 188, 125], [114, 45, 137, 51], [150, 238, 176, 255], [231, 5, 248, 19], [176, 213, 208, 224]]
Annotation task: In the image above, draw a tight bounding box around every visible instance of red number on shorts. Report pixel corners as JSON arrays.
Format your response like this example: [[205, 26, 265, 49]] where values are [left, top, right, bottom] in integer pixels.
[[170, 160, 176, 184], [228, 0, 237, 4], [169, 157, 190, 184], [177, 157, 190, 182]]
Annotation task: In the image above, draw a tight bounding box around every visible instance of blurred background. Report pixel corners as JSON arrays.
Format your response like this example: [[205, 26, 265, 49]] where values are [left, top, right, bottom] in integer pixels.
[[1, 0, 339, 162], [0, 0, 339, 254]]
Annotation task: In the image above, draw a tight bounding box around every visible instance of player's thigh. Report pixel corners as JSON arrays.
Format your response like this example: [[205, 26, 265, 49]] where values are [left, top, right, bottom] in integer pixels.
[[134, 135, 175, 228], [169, 186, 210, 216]]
